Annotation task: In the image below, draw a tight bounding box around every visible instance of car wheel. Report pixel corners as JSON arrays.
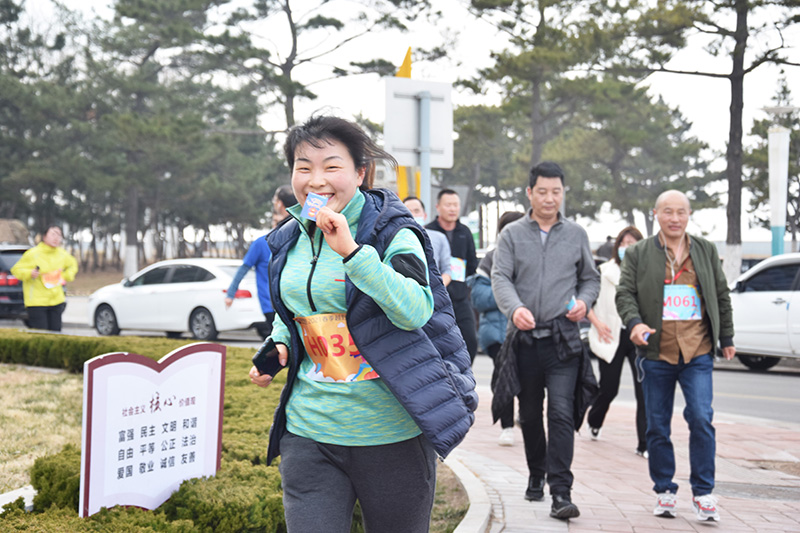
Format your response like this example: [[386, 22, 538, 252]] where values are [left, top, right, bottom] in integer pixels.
[[95, 304, 121, 336], [165, 332, 182, 339], [190, 308, 218, 341], [738, 354, 780, 371]]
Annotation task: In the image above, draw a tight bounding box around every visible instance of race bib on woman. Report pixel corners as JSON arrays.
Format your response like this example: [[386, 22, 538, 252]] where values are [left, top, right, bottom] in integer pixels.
[[295, 314, 379, 382], [663, 284, 701, 321], [41, 270, 65, 289]]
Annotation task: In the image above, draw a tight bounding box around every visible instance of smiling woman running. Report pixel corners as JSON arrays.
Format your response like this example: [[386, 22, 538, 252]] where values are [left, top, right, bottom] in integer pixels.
[[248, 115, 477, 533]]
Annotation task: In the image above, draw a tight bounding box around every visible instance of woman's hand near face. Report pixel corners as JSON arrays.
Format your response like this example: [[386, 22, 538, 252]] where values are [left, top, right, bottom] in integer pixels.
[[316, 207, 359, 257]]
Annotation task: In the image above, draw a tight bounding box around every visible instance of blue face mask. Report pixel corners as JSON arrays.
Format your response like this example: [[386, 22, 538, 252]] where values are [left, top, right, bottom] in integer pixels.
[[618, 246, 627, 260], [413, 216, 425, 225]]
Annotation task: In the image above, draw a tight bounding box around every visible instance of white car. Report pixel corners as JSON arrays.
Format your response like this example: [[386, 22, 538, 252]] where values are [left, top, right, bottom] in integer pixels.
[[87, 258, 266, 340], [729, 252, 800, 370]]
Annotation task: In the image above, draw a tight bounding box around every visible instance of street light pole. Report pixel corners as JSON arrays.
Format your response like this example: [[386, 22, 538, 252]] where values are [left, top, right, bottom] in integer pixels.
[[762, 106, 797, 256]]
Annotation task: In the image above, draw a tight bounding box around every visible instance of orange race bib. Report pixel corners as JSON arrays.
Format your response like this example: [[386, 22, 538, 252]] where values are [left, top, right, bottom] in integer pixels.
[[294, 313, 379, 382], [41, 270, 65, 289]]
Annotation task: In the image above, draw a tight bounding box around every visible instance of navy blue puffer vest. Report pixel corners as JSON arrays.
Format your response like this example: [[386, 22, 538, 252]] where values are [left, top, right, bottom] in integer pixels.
[[264, 189, 477, 464]]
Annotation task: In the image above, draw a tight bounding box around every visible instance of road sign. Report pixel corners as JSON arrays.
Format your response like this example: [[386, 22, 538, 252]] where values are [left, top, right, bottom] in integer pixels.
[[384, 78, 453, 169]]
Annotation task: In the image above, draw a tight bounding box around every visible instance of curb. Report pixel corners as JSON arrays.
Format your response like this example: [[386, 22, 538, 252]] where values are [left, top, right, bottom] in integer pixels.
[[445, 450, 491, 533], [0, 485, 35, 512]]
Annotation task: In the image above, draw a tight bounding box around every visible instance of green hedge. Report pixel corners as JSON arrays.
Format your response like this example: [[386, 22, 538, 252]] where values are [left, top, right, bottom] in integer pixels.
[[0, 330, 203, 372], [0, 331, 465, 532]]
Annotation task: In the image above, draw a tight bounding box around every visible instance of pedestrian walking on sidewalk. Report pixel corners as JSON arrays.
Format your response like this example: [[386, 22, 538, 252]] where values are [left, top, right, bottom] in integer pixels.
[[616, 190, 735, 523], [426, 189, 479, 363], [585, 226, 648, 456], [492, 161, 600, 520]]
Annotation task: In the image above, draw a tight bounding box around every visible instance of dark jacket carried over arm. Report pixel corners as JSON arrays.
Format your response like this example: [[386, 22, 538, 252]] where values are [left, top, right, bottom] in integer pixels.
[[491, 316, 597, 430]]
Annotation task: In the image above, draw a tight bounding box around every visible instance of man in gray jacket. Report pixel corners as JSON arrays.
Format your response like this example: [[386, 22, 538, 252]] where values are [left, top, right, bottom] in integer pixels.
[[492, 161, 599, 520]]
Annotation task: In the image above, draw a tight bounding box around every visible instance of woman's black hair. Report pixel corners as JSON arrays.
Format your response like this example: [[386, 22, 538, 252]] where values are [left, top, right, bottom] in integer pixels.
[[44, 224, 63, 236], [284, 115, 397, 190], [274, 184, 298, 208]]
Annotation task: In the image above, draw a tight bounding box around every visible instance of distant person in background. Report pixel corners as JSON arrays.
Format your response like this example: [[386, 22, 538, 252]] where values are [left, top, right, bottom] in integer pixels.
[[403, 196, 452, 286], [586, 226, 647, 457], [467, 210, 525, 447], [225, 185, 299, 338], [426, 189, 479, 362], [272, 184, 297, 228], [11, 225, 78, 332], [596, 235, 614, 260]]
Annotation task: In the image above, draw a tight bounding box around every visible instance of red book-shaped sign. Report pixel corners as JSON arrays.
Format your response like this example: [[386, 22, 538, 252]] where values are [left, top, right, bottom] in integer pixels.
[[79, 343, 225, 518]]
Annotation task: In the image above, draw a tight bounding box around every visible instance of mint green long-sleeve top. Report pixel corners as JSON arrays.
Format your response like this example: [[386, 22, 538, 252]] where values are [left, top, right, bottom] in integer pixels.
[[270, 191, 435, 446]]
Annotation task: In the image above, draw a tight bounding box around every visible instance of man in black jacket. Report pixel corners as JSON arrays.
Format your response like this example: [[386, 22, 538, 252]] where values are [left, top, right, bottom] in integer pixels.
[[426, 189, 478, 362]]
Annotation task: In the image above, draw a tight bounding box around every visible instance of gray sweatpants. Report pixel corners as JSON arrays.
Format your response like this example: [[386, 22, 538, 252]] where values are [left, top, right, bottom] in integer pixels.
[[278, 432, 437, 533]]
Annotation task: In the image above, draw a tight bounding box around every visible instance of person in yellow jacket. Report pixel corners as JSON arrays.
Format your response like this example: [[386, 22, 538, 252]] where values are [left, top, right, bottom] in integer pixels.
[[11, 225, 78, 331]]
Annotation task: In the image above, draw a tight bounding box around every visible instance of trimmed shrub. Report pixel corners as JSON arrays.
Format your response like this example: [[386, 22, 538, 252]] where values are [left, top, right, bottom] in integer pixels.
[[30, 444, 81, 512], [0, 504, 197, 532], [0, 330, 183, 371], [160, 460, 285, 532]]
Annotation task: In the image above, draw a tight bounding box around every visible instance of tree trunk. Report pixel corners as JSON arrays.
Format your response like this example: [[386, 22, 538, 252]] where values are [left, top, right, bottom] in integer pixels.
[[643, 210, 654, 237], [89, 226, 98, 272], [530, 79, 545, 167], [723, 0, 748, 282], [124, 185, 139, 278]]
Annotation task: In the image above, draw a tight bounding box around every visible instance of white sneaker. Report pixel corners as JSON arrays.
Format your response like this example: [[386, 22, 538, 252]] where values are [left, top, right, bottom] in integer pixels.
[[654, 492, 677, 518], [692, 494, 720, 522], [589, 426, 601, 440], [498, 427, 515, 446]]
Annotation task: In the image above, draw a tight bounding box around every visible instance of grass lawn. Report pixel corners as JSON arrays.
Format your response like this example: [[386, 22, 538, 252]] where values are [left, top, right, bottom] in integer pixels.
[[0, 365, 82, 493], [67, 268, 125, 296]]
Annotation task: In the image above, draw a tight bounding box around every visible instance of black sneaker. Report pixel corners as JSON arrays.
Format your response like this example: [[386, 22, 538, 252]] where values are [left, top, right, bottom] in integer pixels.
[[550, 494, 580, 520], [524, 475, 545, 501]]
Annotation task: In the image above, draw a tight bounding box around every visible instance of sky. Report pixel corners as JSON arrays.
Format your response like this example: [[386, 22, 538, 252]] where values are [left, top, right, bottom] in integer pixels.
[[27, 0, 800, 243]]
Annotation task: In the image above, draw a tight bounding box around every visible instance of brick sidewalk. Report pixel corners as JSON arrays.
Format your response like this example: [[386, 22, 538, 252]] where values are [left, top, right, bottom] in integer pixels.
[[452, 384, 800, 532]]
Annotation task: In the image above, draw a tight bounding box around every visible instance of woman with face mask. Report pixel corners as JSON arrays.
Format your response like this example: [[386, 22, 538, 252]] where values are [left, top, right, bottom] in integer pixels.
[[585, 226, 646, 456]]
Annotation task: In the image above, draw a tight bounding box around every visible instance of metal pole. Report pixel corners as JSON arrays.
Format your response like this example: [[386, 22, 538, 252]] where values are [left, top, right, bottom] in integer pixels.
[[768, 125, 790, 256], [418, 91, 432, 219]]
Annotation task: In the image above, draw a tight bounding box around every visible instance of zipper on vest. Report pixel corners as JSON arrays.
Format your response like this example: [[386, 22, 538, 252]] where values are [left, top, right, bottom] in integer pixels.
[[307, 230, 321, 313]]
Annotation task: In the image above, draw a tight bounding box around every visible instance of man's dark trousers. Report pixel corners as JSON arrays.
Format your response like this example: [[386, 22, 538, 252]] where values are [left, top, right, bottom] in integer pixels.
[[451, 294, 477, 363], [517, 334, 579, 497]]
